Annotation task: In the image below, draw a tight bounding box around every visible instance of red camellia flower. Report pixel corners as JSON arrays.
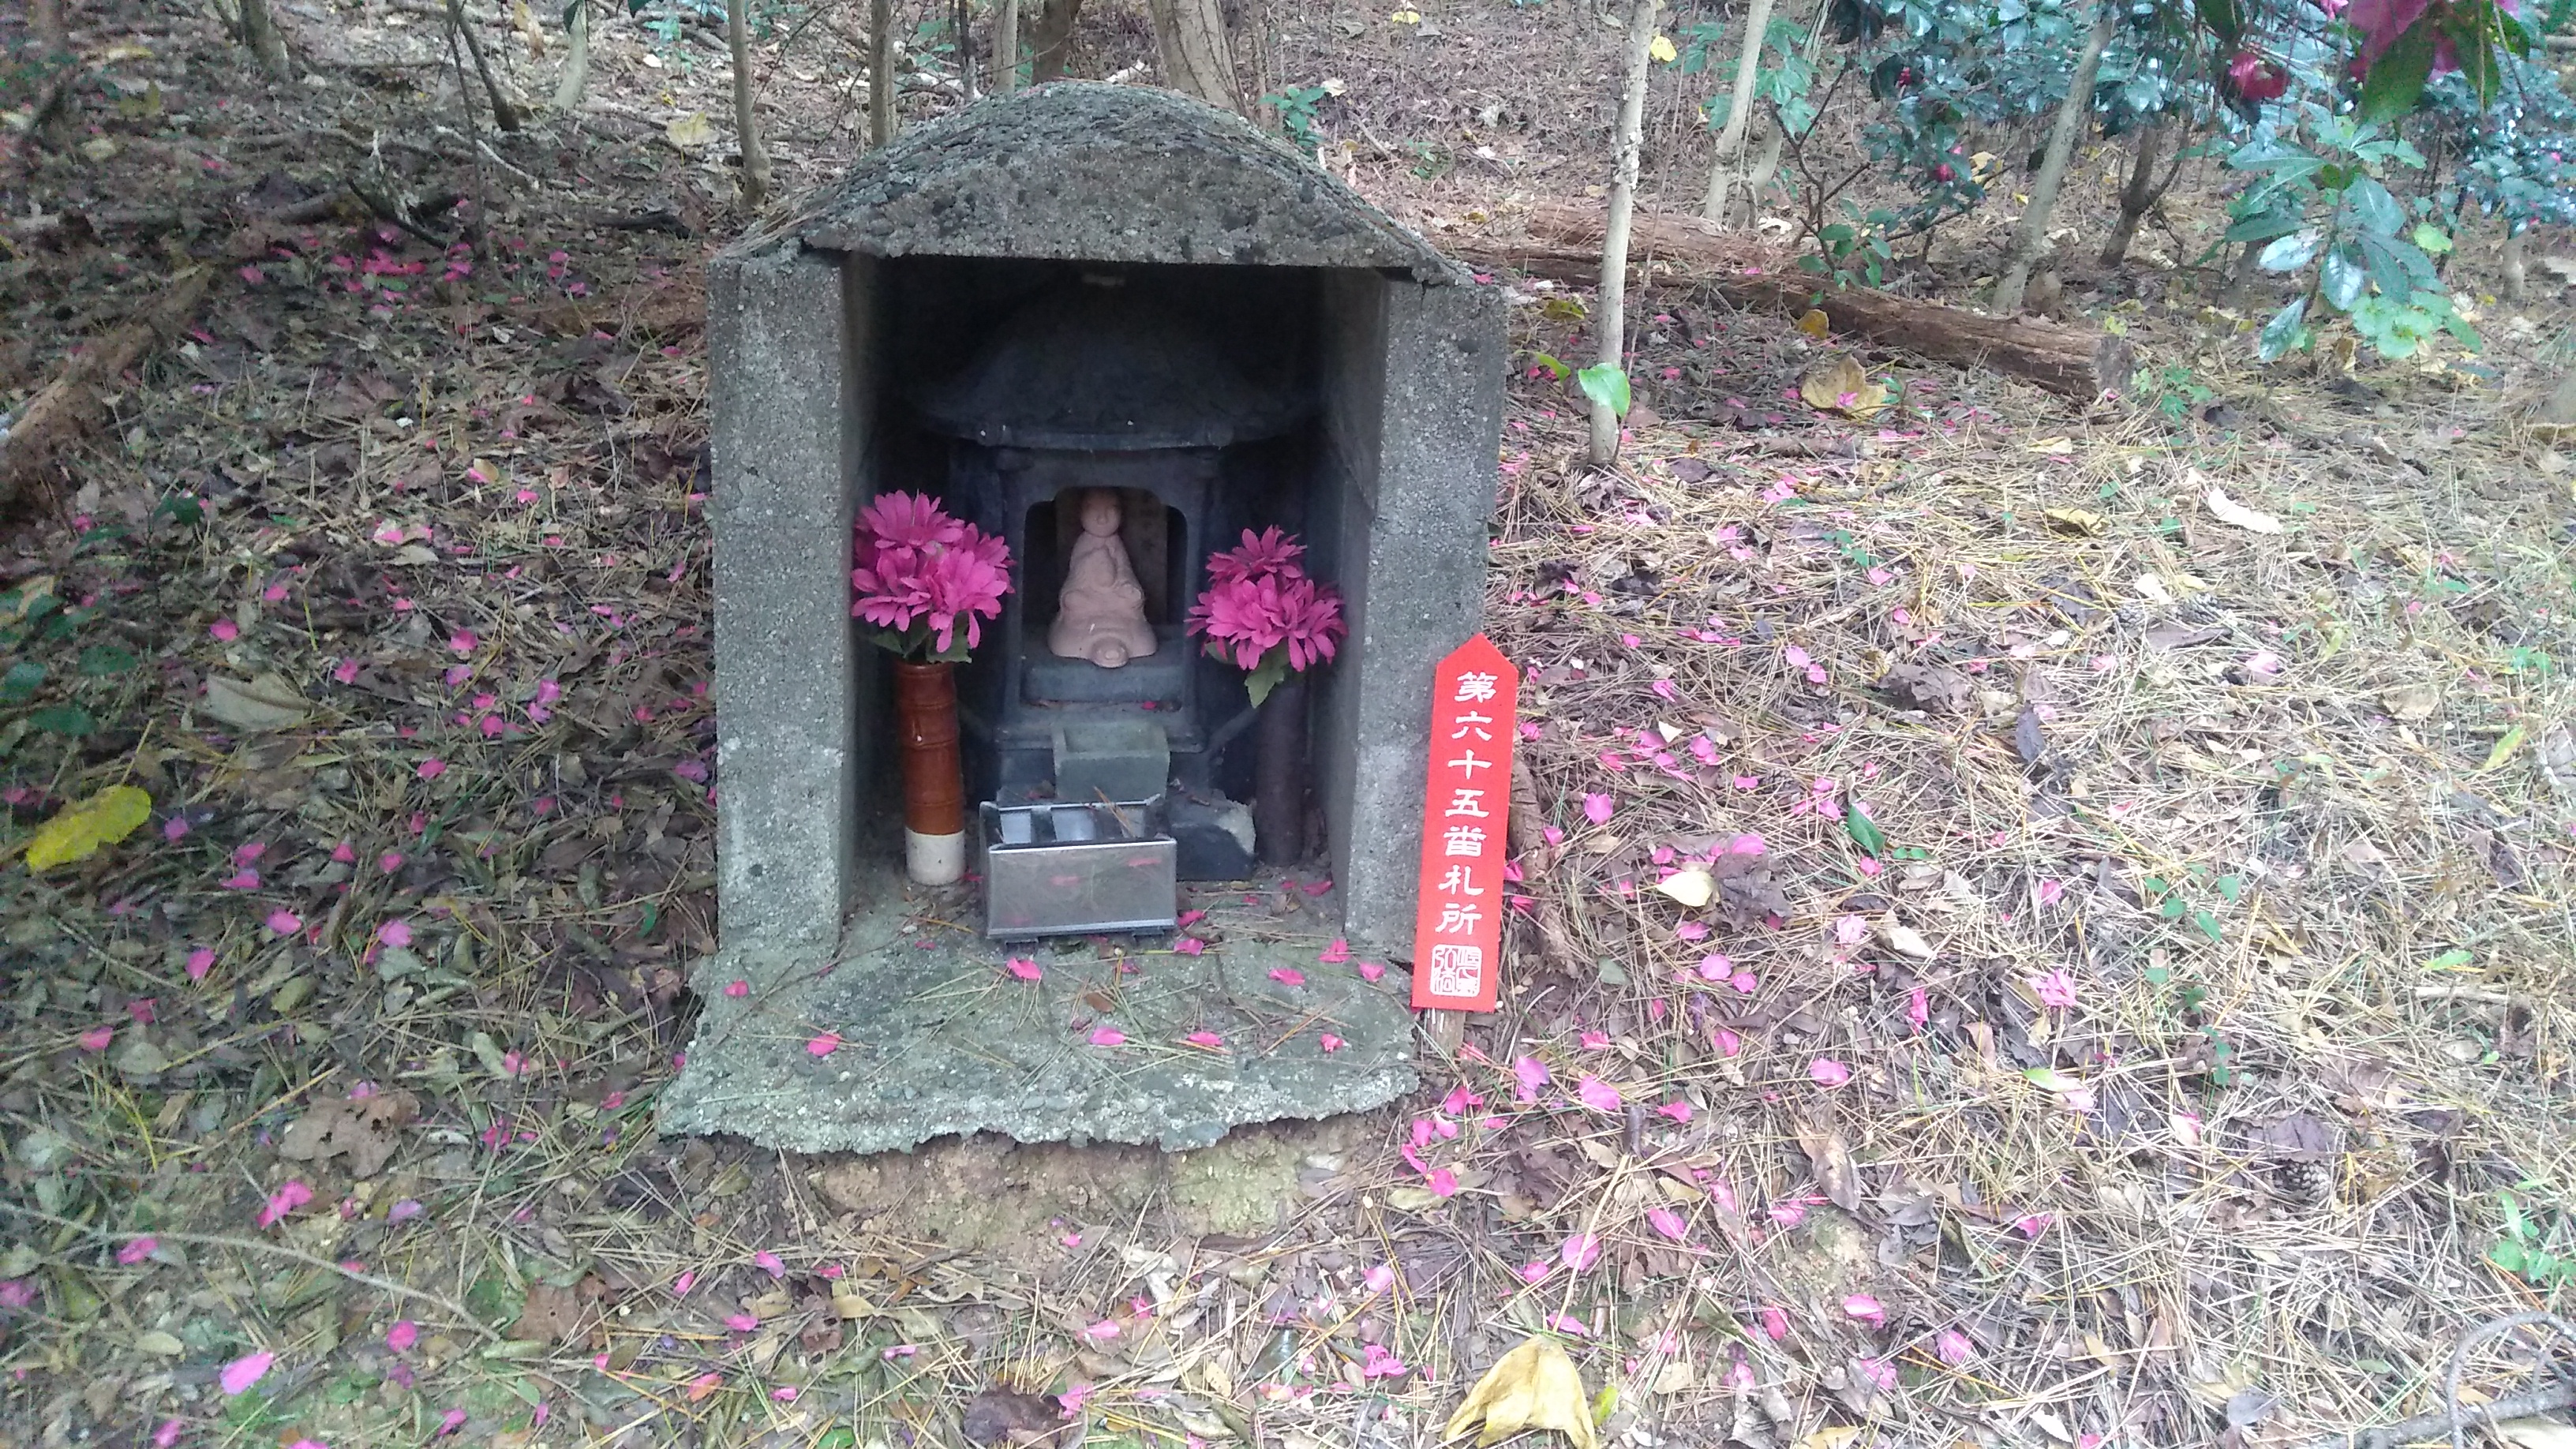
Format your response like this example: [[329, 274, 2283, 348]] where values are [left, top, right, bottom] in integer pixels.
[[2228, 49, 2290, 103]]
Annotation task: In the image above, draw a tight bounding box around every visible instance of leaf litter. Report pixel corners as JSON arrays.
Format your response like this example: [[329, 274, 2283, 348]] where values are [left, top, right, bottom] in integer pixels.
[[0, 6, 2572, 1449]]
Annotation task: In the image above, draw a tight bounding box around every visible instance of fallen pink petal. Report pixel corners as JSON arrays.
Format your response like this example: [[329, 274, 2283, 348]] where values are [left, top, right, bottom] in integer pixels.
[[1088, 1027, 1126, 1046], [1810, 1058, 1852, 1088], [1582, 792, 1615, 826], [257, 1179, 313, 1228], [1005, 957, 1043, 980], [806, 1032, 841, 1056], [220, 1350, 275, 1395]]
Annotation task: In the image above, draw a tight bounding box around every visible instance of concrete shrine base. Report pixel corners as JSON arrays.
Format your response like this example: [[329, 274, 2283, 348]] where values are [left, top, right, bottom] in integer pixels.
[[658, 865, 1419, 1155]]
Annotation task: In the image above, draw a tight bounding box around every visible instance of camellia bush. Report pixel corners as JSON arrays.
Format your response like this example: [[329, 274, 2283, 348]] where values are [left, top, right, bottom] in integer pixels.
[[1758, 0, 2573, 361]]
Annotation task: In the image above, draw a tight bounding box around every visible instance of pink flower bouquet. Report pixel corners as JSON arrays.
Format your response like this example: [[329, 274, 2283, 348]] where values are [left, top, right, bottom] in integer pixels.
[[1186, 526, 1346, 705], [851, 492, 1013, 661]]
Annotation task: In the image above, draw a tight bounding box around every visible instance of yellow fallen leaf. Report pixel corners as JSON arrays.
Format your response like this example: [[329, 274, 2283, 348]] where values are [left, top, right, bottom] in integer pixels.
[[665, 111, 716, 148], [1390, 7, 1422, 20], [2026, 436, 2074, 455], [1652, 867, 1713, 908], [1649, 32, 1676, 62], [1796, 354, 1885, 418], [1447, 1337, 1599, 1449], [25, 785, 152, 872], [1795, 308, 1831, 340], [2042, 507, 2105, 536]]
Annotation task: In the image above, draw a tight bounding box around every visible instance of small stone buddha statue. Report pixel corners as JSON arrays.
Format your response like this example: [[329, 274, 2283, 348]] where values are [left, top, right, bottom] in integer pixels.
[[1049, 489, 1159, 668]]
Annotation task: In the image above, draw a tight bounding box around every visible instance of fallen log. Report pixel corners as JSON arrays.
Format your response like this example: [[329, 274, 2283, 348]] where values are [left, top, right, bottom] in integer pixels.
[[1451, 203, 2134, 401], [0, 267, 212, 511]]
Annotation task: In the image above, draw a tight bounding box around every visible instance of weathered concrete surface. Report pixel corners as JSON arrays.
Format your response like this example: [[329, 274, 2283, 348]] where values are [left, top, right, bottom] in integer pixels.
[[766, 83, 1461, 279], [660, 871, 1417, 1153], [1312, 272, 1507, 954], [708, 244, 878, 952]]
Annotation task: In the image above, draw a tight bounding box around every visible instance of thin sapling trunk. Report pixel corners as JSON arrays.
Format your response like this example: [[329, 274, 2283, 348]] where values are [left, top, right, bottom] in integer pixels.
[[870, 0, 897, 147], [1701, 0, 1777, 227], [994, 0, 1020, 91], [1591, 0, 1660, 466], [553, 0, 591, 111], [446, 0, 524, 130], [728, 0, 772, 205], [1992, 0, 2117, 313], [238, 0, 294, 78]]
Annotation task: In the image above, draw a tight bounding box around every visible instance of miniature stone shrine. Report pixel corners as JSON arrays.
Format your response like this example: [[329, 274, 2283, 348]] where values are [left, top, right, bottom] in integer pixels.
[[664, 82, 1506, 1153]]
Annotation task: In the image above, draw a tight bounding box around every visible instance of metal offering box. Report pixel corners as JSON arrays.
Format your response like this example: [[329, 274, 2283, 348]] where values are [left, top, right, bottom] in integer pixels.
[[980, 798, 1179, 940]]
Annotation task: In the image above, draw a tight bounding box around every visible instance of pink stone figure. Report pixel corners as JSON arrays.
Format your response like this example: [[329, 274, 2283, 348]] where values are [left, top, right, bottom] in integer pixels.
[[1049, 489, 1157, 668]]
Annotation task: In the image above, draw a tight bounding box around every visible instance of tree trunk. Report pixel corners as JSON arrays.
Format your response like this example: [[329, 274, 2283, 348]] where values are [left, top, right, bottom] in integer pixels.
[[1735, 0, 1828, 227], [994, 0, 1021, 92], [552, 0, 590, 111], [1700, 0, 1777, 227], [2504, 227, 2528, 306], [953, 0, 977, 99], [870, 0, 898, 147], [1591, 0, 1661, 467], [1992, 0, 2116, 314], [1145, 0, 1241, 112], [32, 0, 67, 51], [445, 0, 523, 129], [1453, 203, 2136, 399], [1028, 0, 1083, 81], [2098, 122, 2161, 266], [727, 0, 771, 205], [238, 0, 294, 78]]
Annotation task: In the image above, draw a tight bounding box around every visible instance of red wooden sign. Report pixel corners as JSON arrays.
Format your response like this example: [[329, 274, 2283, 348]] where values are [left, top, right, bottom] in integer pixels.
[[1411, 635, 1518, 1013]]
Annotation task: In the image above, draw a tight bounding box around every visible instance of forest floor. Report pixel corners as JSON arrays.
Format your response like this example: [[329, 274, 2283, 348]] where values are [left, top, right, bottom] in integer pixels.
[[3, 0, 2575, 1447]]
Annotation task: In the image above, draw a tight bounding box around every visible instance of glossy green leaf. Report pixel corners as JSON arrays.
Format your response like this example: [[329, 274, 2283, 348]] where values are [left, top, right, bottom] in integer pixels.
[[2320, 247, 2368, 311], [2257, 295, 2308, 362], [2344, 176, 2405, 237], [1842, 800, 1887, 856], [0, 661, 41, 704], [2257, 230, 2323, 272], [1576, 364, 1632, 417], [2359, 17, 2439, 123]]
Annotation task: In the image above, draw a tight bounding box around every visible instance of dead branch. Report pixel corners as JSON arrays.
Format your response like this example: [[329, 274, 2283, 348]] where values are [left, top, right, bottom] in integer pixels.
[[1451, 204, 2134, 400], [0, 268, 212, 513]]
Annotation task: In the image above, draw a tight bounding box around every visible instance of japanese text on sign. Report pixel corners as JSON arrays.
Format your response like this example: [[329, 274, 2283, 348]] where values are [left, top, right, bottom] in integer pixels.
[[1412, 635, 1518, 1013]]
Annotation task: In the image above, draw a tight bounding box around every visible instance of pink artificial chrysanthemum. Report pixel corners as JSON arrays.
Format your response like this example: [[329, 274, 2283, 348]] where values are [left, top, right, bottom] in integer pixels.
[[1204, 526, 1306, 586], [1274, 575, 1346, 671], [855, 491, 965, 567], [849, 492, 1013, 659], [1188, 571, 1346, 672]]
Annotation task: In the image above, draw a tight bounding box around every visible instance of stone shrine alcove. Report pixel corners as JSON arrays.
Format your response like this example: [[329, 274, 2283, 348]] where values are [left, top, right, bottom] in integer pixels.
[[666, 83, 1505, 1153]]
